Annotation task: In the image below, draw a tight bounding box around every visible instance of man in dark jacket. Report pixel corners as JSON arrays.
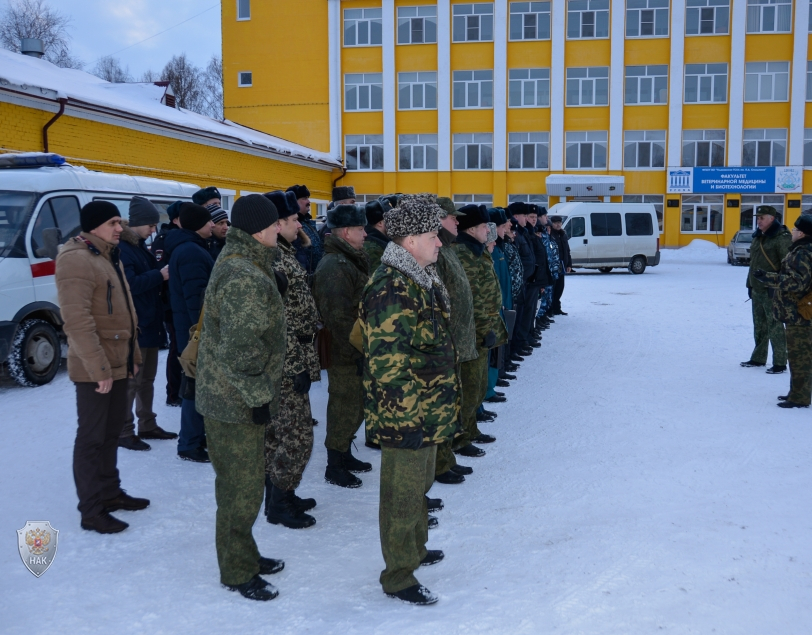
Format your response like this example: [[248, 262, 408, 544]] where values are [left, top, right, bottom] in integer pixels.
[[363, 198, 392, 274], [549, 215, 572, 316], [165, 203, 215, 462], [522, 206, 549, 352], [206, 203, 230, 261], [118, 197, 177, 452], [507, 203, 535, 359], [287, 184, 324, 276]]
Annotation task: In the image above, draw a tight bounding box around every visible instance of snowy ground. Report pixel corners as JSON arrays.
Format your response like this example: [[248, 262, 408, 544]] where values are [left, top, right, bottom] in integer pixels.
[[2, 240, 811, 635]]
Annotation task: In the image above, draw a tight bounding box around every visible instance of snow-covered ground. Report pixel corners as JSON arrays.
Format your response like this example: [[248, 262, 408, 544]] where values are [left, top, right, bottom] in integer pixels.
[[2, 240, 811, 635]]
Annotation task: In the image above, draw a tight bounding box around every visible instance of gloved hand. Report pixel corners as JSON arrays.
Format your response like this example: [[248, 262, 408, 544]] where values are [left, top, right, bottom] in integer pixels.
[[482, 330, 497, 348], [398, 429, 424, 451], [753, 269, 769, 284], [355, 357, 364, 377], [292, 371, 311, 395], [274, 270, 289, 296], [251, 403, 271, 425]]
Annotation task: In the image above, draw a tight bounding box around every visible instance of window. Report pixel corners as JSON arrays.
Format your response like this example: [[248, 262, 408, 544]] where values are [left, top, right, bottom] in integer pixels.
[[682, 130, 725, 167], [238, 72, 252, 87], [684, 63, 727, 102], [745, 62, 789, 102], [625, 213, 654, 235], [345, 135, 384, 171], [746, 0, 791, 33], [624, 131, 666, 168], [453, 133, 493, 169], [625, 65, 668, 104], [453, 3, 494, 42], [803, 195, 812, 215], [591, 213, 622, 236], [345, 74, 383, 111], [805, 129, 812, 166], [566, 67, 609, 106], [344, 8, 383, 46], [237, 0, 250, 20], [566, 131, 608, 168], [567, 0, 609, 38], [566, 216, 586, 238], [454, 194, 493, 209], [681, 195, 723, 232], [509, 194, 549, 205], [30, 196, 81, 260], [808, 62, 812, 100], [509, 2, 551, 39], [623, 194, 664, 232], [453, 70, 494, 108], [398, 6, 438, 44], [742, 129, 787, 166], [509, 132, 550, 169], [399, 134, 438, 170], [356, 194, 384, 203], [741, 195, 784, 230], [509, 68, 551, 107], [626, 0, 670, 37], [686, 0, 729, 34], [399, 72, 437, 109]]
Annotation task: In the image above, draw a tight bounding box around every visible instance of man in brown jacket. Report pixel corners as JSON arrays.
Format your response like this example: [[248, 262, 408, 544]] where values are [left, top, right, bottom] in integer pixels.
[[56, 201, 149, 534]]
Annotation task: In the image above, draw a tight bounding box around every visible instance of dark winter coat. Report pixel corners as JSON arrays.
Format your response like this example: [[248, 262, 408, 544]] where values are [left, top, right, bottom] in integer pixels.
[[762, 237, 812, 326], [551, 227, 572, 270], [165, 228, 215, 352], [150, 221, 179, 312], [526, 228, 550, 286], [513, 224, 535, 283], [119, 225, 165, 348], [294, 215, 324, 276], [748, 220, 792, 292], [363, 225, 391, 275], [436, 227, 478, 364], [207, 236, 226, 261]]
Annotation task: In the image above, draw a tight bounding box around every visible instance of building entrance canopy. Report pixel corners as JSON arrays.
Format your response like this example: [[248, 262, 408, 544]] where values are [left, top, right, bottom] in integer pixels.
[[546, 174, 624, 197]]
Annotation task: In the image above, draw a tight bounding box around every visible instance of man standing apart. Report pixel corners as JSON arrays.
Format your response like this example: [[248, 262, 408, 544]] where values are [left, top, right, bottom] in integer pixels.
[[361, 196, 460, 605], [312, 204, 372, 487], [549, 215, 572, 315], [196, 194, 287, 601], [56, 201, 148, 534], [743, 206, 792, 373]]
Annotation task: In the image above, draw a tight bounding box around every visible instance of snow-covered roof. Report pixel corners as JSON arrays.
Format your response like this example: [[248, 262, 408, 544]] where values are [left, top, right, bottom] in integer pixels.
[[0, 49, 340, 169]]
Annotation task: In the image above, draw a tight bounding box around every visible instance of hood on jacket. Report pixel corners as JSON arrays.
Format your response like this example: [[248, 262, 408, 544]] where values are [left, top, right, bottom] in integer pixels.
[[163, 227, 208, 260], [120, 223, 144, 247]]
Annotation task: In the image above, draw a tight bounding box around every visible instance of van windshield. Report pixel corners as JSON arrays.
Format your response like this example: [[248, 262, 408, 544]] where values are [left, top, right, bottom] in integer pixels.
[[0, 191, 37, 259]]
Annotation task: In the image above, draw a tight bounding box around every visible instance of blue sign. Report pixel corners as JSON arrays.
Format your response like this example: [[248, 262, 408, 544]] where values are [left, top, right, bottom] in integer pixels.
[[667, 166, 803, 194]]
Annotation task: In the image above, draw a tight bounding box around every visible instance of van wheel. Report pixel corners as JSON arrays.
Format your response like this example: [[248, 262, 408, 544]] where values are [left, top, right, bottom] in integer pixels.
[[629, 256, 647, 275], [598, 267, 613, 273], [8, 319, 61, 387]]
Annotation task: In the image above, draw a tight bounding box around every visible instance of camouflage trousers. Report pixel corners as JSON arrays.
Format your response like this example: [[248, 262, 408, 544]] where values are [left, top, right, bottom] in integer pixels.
[[750, 289, 787, 366], [205, 417, 264, 586], [264, 377, 314, 491], [325, 364, 364, 453], [435, 363, 461, 476], [379, 444, 437, 594], [786, 325, 812, 405], [453, 348, 488, 450], [536, 285, 555, 318]]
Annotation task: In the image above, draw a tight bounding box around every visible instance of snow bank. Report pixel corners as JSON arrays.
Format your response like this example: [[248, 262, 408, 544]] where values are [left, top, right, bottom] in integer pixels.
[[660, 238, 728, 264]]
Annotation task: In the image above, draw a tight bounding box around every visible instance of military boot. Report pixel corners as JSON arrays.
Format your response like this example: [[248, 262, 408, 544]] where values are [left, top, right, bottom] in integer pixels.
[[290, 490, 317, 512], [325, 449, 363, 488], [266, 485, 316, 529], [342, 448, 372, 473]]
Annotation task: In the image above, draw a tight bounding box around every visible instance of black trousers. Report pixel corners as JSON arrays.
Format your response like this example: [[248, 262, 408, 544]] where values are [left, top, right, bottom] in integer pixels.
[[74, 379, 129, 518], [164, 310, 182, 401], [552, 275, 565, 313], [515, 286, 541, 347]]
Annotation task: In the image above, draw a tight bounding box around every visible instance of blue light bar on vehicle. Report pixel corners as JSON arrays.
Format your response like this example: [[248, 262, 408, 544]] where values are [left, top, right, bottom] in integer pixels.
[[0, 152, 67, 167]]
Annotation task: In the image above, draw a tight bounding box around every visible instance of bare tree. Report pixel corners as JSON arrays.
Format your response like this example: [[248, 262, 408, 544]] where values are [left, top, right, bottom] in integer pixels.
[[140, 69, 158, 83], [0, 0, 82, 68], [160, 53, 203, 113], [200, 55, 223, 120], [92, 55, 132, 83]]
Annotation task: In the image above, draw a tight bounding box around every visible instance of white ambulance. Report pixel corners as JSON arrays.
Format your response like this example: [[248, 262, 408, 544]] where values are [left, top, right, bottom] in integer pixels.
[[0, 153, 198, 386]]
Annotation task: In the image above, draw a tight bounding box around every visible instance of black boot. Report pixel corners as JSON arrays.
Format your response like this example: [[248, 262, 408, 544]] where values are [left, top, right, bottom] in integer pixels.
[[266, 485, 316, 529], [290, 490, 316, 512], [426, 495, 444, 511], [325, 449, 362, 488], [428, 515, 438, 529], [225, 575, 278, 601], [450, 463, 473, 475], [435, 470, 465, 484], [343, 448, 372, 473], [385, 584, 438, 605]]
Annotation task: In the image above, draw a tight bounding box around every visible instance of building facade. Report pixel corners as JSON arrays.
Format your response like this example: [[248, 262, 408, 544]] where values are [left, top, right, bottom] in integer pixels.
[[223, 0, 812, 246]]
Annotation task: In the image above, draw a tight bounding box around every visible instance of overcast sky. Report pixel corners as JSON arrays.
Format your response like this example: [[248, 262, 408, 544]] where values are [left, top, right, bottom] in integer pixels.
[[2, 0, 222, 78]]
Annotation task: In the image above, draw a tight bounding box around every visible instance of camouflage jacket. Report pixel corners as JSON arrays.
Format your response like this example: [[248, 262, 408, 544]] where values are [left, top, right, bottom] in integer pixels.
[[542, 230, 561, 280], [762, 237, 812, 326], [363, 226, 390, 275], [312, 235, 369, 366], [453, 232, 509, 348], [748, 221, 792, 291], [436, 228, 478, 363], [500, 237, 524, 301], [361, 242, 460, 448], [275, 237, 321, 381], [196, 227, 287, 424]]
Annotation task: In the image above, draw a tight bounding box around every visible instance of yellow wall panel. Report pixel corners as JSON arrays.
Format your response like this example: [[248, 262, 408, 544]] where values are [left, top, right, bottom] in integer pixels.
[[506, 41, 552, 67], [342, 47, 384, 73], [451, 171, 494, 194], [506, 171, 549, 193], [564, 40, 612, 67], [343, 111, 384, 135], [451, 109, 495, 133], [624, 39, 670, 66], [344, 172, 385, 196], [396, 172, 440, 194], [682, 104, 728, 129], [507, 108, 552, 132], [395, 44, 438, 70], [622, 105, 669, 131], [623, 172, 667, 194], [396, 110, 439, 133], [744, 34, 794, 62], [742, 102, 790, 129], [683, 35, 731, 64], [451, 42, 494, 69], [564, 106, 610, 131]]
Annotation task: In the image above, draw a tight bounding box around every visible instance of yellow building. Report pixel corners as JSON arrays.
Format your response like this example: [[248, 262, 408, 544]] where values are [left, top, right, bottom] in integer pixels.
[[224, 0, 812, 247]]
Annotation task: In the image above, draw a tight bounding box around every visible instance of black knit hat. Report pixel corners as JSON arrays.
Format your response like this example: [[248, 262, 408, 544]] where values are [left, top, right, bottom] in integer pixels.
[[128, 196, 161, 228], [206, 203, 229, 225], [232, 194, 278, 235], [286, 184, 311, 199], [192, 186, 221, 205], [457, 205, 490, 231], [507, 201, 529, 217], [365, 199, 392, 226], [263, 190, 298, 220], [179, 203, 212, 232], [81, 200, 121, 233], [327, 204, 366, 229], [795, 214, 812, 235], [332, 185, 355, 202], [166, 200, 183, 221]]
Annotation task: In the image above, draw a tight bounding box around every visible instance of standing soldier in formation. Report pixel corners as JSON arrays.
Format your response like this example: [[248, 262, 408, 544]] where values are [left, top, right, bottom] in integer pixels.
[[287, 185, 324, 277], [206, 203, 230, 261], [360, 196, 460, 605], [743, 206, 792, 373], [312, 204, 372, 487], [363, 198, 392, 274], [261, 191, 321, 529]]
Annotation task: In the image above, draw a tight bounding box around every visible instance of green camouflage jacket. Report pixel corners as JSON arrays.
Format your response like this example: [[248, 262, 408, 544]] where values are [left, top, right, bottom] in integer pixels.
[[361, 242, 460, 447], [762, 237, 812, 326], [363, 226, 390, 275], [275, 237, 321, 381], [312, 235, 369, 366], [748, 221, 792, 291], [436, 228, 478, 363], [453, 232, 508, 348], [196, 227, 287, 423]]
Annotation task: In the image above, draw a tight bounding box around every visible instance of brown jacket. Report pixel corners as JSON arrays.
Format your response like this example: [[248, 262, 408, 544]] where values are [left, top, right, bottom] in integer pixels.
[[56, 232, 142, 383]]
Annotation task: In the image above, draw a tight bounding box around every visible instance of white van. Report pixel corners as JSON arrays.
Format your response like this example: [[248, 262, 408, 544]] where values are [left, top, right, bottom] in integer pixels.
[[0, 153, 198, 386], [549, 202, 661, 275]]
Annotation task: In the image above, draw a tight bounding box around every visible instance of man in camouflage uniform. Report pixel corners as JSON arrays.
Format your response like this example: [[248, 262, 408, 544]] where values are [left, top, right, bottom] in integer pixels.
[[261, 191, 321, 529], [360, 196, 460, 606], [363, 198, 393, 275], [312, 204, 372, 488], [743, 205, 792, 373], [755, 214, 812, 408], [196, 194, 287, 602], [453, 205, 509, 458]]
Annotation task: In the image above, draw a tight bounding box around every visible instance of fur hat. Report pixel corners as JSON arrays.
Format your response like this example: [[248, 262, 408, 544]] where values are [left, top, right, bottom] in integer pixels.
[[332, 185, 355, 202], [795, 214, 812, 235], [380, 193, 403, 209], [327, 203, 367, 229], [488, 208, 507, 225], [486, 222, 497, 244], [179, 203, 212, 232], [128, 196, 160, 228], [549, 215, 563, 224], [507, 201, 529, 217], [384, 196, 442, 238], [166, 200, 183, 221], [365, 199, 392, 226], [263, 190, 298, 220], [457, 205, 490, 231], [231, 194, 278, 235], [206, 202, 229, 225], [192, 186, 221, 205], [286, 184, 311, 199]]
